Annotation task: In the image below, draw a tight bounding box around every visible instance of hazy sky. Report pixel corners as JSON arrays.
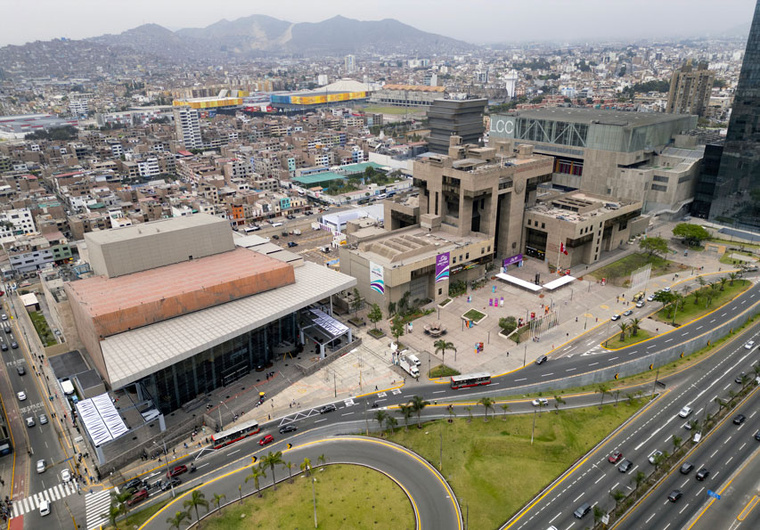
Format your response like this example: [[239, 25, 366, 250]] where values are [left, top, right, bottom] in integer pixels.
[[0, 0, 756, 47]]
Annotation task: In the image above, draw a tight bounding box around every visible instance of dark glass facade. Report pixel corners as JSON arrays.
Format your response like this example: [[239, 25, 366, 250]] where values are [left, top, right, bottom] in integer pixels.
[[137, 313, 298, 413], [708, 1, 760, 228]]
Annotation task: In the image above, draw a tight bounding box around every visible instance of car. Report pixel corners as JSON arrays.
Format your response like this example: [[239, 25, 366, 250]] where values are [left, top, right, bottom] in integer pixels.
[[1, 314, 7, 321], [319, 404, 337, 414], [259, 434, 274, 446], [663, 287, 671, 292], [39, 499, 50, 516], [124, 478, 144, 492], [623, 309, 633, 316], [279, 424, 297, 434], [287, 241, 298, 248], [16, 366, 25, 376], [611, 314, 621, 321], [735, 372, 747, 384], [618, 459, 633, 473], [39, 414, 48, 425], [26, 416, 35, 428], [531, 398, 549, 407], [271, 234, 279, 240], [127, 489, 148, 506], [648, 450, 663, 464], [745, 340, 755, 350], [608, 451, 623, 464], [535, 355, 548, 365], [17, 391, 26, 401], [754, 430, 760, 441], [668, 489, 683, 502], [680, 462, 694, 474], [678, 406, 693, 418], [0, 343, 6, 351], [636, 300, 645, 308], [61, 468, 71, 483], [693, 432, 703, 443], [166, 465, 187, 478], [696, 468, 710, 481], [36, 459, 46, 473], [573, 502, 591, 519], [161, 478, 181, 491], [733, 414, 746, 425], [647, 294, 655, 302], [10, 341, 18, 349]]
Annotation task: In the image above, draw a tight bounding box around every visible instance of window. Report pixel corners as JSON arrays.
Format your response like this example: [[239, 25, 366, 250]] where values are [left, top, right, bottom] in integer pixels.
[[653, 175, 669, 183], [527, 219, 531, 226], [465, 253, 469, 260], [541, 223, 545, 229], [651, 184, 668, 192]]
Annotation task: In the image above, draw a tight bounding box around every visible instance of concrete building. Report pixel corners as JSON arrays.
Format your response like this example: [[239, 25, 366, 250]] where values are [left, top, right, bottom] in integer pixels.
[[666, 61, 714, 117], [489, 108, 699, 215], [427, 98, 487, 154], [345, 54, 356, 74], [369, 84, 445, 108], [173, 106, 203, 150], [0, 208, 36, 237]]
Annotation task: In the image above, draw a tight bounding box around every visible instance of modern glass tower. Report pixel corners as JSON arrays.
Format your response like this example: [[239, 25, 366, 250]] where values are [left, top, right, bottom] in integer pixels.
[[709, 0, 760, 227]]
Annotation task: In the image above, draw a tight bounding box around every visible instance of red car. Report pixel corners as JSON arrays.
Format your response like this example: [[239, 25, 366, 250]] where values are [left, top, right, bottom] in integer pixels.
[[608, 451, 623, 464], [167, 465, 187, 478], [259, 434, 274, 446], [127, 489, 148, 506]]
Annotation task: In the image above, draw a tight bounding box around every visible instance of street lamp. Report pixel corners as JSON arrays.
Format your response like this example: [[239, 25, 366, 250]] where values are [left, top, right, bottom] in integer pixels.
[[312, 477, 318, 529], [154, 439, 175, 497]]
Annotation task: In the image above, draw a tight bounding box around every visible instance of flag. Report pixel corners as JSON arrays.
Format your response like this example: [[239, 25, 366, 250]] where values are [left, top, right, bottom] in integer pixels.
[[560, 242, 568, 255]]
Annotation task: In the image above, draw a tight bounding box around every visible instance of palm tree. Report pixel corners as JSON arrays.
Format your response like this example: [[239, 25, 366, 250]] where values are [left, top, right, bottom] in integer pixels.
[[692, 289, 701, 306], [409, 395, 430, 428], [714, 397, 726, 413], [433, 339, 456, 367], [111, 489, 132, 526], [553, 395, 566, 413], [166, 510, 191, 530], [300, 457, 312, 477], [104, 503, 123, 529], [183, 490, 210, 527], [632, 470, 647, 491], [671, 435, 682, 453], [374, 410, 389, 431], [500, 403, 510, 420], [618, 321, 629, 341], [212, 493, 226, 516], [720, 277, 728, 291], [478, 397, 495, 422], [261, 450, 284, 490], [317, 454, 327, 467], [465, 405, 473, 422], [597, 383, 610, 407], [398, 404, 414, 431], [385, 415, 398, 434], [630, 318, 641, 337], [729, 272, 738, 286], [610, 489, 625, 507], [245, 465, 267, 496], [283, 461, 294, 483]]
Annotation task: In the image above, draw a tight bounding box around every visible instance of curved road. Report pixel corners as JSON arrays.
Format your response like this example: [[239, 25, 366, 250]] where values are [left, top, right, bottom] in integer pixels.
[[140, 436, 461, 530]]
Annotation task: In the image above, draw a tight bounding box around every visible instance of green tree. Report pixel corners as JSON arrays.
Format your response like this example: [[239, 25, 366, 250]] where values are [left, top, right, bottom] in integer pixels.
[[611, 488, 626, 507], [597, 383, 610, 407], [183, 490, 210, 527], [300, 457, 312, 477], [368, 303, 383, 329], [212, 493, 226, 516], [166, 510, 191, 530], [714, 397, 727, 413], [632, 470, 647, 490], [553, 395, 566, 413], [672, 435, 682, 452], [593, 505, 605, 524], [478, 397, 495, 421], [110, 489, 132, 526], [639, 236, 669, 257], [434, 339, 456, 367], [104, 503, 124, 529], [720, 277, 728, 291], [374, 409, 388, 430], [498, 316, 518, 335], [245, 465, 267, 496], [317, 454, 327, 467], [618, 321, 629, 341], [390, 317, 405, 346], [500, 403, 510, 420], [283, 461, 294, 483], [630, 318, 641, 337], [672, 223, 710, 246], [409, 395, 430, 428], [261, 451, 284, 490], [398, 404, 414, 431], [385, 415, 398, 434]]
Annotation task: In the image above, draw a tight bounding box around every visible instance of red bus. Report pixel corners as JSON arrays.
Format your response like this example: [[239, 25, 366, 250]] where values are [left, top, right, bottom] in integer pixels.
[[450, 372, 492, 389], [211, 419, 260, 449]]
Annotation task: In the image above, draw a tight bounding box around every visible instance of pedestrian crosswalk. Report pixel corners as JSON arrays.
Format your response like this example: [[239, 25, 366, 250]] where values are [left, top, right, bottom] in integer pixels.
[[85, 488, 115, 530], [11, 481, 78, 517]]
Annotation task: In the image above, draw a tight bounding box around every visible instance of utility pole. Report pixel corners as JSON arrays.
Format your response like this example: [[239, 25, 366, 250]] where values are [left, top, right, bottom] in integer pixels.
[[312, 477, 318, 529]]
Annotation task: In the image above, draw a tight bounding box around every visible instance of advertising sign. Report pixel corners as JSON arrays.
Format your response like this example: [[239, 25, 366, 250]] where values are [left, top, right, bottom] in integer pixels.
[[502, 254, 523, 268], [435, 252, 450, 283], [370, 262, 385, 294]]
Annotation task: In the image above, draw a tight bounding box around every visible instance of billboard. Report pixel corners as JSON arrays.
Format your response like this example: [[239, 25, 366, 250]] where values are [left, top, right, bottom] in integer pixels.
[[370, 262, 385, 294], [503, 254, 523, 268], [490, 115, 516, 139], [435, 252, 450, 283]]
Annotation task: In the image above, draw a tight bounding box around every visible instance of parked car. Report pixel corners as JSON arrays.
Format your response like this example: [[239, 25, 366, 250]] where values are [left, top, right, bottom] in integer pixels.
[[279, 424, 297, 434], [259, 434, 274, 446], [648, 450, 663, 464], [735, 372, 747, 384], [161, 478, 181, 491], [623, 309, 633, 316], [608, 451, 623, 464], [647, 294, 655, 302], [611, 314, 621, 321], [271, 234, 279, 240], [636, 300, 645, 308], [287, 241, 298, 248], [166, 465, 187, 478], [319, 404, 337, 414]]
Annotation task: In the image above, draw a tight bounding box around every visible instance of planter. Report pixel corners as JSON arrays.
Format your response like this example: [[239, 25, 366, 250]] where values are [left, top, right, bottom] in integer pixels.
[[461, 309, 487, 325]]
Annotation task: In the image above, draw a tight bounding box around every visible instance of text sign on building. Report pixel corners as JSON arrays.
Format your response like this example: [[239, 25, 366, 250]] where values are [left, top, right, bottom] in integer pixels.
[[435, 252, 450, 283], [370, 262, 385, 294], [503, 254, 523, 268], [490, 115, 516, 139]]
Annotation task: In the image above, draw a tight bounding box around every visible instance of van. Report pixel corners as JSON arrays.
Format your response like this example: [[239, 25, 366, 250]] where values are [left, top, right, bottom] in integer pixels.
[[271, 222, 283, 228], [60, 377, 75, 395], [39, 499, 50, 516], [573, 502, 591, 519], [406, 354, 421, 367]]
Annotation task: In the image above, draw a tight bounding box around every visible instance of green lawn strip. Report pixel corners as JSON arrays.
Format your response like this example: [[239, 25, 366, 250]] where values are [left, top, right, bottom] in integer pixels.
[[709, 237, 760, 250], [108, 499, 169, 529], [29, 311, 56, 346], [720, 250, 756, 265], [429, 364, 460, 378], [380, 402, 643, 529], [588, 253, 685, 285], [201, 464, 413, 530], [603, 329, 652, 349], [652, 280, 751, 326]]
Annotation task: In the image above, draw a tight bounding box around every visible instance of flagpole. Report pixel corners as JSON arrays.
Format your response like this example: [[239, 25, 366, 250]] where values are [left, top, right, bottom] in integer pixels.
[[556, 237, 562, 275]]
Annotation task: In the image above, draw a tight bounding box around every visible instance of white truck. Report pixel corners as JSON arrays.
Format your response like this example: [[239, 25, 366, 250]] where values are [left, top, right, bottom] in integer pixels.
[[399, 355, 420, 378], [291, 229, 302, 236]]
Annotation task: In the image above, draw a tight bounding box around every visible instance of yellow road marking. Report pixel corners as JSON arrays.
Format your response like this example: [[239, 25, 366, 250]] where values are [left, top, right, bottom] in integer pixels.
[[738, 495, 759, 522]]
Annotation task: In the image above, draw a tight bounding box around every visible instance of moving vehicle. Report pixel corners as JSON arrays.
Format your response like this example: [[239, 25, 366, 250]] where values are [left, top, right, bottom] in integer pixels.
[[10, 341, 17, 349], [162, 478, 181, 491], [39, 499, 50, 516], [608, 451, 623, 464], [573, 502, 591, 518], [211, 419, 261, 449], [279, 424, 297, 434], [17, 391, 26, 401], [399, 356, 420, 378], [647, 294, 655, 302], [450, 373, 492, 390], [618, 459, 633, 473], [678, 406, 692, 418], [668, 490, 683, 502], [755, 430, 760, 441], [61, 469, 71, 482], [127, 489, 149, 506], [319, 404, 337, 414], [259, 434, 274, 446], [124, 478, 144, 492], [680, 462, 694, 474], [733, 414, 746, 425], [745, 340, 755, 350], [531, 398, 549, 407], [39, 414, 48, 425], [535, 355, 548, 365], [167, 465, 187, 478], [696, 468, 710, 481], [636, 300, 645, 308], [26, 417, 35, 427], [611, 314, 621, 321], [36, 459, 46, 473], [623, 309, 633, 316], [16, 366, 25, 376]]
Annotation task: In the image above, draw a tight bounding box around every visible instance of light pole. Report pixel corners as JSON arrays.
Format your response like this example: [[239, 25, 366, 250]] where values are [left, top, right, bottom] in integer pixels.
[[154, 439, 175, 497], [523, 343, 527, 367], [312, 477, 318, 528], [218, 402, 224, 431]]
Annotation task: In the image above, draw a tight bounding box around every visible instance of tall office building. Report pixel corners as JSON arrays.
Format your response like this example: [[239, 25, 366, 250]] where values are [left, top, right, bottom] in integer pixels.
[[666, 61, 714, 117], [426, 98, 487, 154], [173, 106, 203, 150], [344, 54, 356, 74], [703, 1, 760, 228]]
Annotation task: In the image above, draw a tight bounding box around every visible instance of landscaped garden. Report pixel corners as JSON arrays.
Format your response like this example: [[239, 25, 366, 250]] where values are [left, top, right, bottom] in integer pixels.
[[652, 277, 750, 326]]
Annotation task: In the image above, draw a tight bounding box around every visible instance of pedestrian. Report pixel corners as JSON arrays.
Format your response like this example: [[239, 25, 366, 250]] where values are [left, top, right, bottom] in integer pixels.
[[268, 414, 270, 420], [506, 351, 509, 357], [375, 385, 378, 391]]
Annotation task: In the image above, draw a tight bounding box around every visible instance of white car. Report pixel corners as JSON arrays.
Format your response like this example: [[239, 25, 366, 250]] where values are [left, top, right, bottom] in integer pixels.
[[745, 340, 755, 350], [693, 432, 702, 443], [36, 459, 46, 473], [663, 287, 671, 292], [531, 398, 549, 407], [61, 468, 71, 482], [39, 499, 50, 516], [678, 406, 692, 418], [611, 314, 621, 321], [17, 391, 26, 401]]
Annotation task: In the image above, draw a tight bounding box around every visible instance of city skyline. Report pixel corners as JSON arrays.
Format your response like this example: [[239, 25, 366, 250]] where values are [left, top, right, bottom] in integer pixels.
[[0, 0, 756, 48]]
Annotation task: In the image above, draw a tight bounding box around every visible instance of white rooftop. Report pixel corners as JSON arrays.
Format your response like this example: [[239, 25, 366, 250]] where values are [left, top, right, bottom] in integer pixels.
[[100, 261, 357, 388]]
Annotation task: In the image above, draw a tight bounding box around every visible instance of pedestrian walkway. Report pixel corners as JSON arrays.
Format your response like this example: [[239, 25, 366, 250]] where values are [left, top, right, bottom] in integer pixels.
[[85, 488, 114, 530], [11, 481, 78, 517]]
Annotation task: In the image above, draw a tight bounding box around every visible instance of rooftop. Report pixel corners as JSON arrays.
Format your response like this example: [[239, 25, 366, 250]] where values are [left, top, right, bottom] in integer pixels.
[[357, 227, 489, 266], [510, 108, 693, 127]]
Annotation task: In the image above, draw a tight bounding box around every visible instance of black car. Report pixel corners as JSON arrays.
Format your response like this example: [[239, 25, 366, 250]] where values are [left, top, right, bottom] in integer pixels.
[[124, 478, 144, 493], [733, 414, 747, 425], [287, 241, 298, 248], [10, 341, 18, 349], [755, 430, 760, 441], [0, 342, 7, 351], [279, 424, 297, 434], [16, 366, 25, 376], [535, 355, 547, 365], [735, 372, 746, 384], [680, 462, 694, 474], [668, 490, 683, 502], [696, 468, 710, 481], [617, 460, 633, 473], [319, 404, 337, 414], [161, 478, 181, 491], [271, 234, 280, 240]]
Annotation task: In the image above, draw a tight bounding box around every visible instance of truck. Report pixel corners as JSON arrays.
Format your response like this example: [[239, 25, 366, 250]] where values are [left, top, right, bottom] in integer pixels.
[[399, 356, 420, 378], [290, 229, 301, 236]]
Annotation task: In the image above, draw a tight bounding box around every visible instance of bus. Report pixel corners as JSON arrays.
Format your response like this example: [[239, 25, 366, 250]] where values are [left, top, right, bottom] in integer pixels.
[[211, 418, 260, 449], [450, 372, 492, 389]]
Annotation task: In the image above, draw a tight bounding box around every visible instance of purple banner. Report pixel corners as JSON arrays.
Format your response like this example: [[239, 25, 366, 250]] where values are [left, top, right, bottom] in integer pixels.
[[435, 252, 450, 283], [503, 254, 523, 268]]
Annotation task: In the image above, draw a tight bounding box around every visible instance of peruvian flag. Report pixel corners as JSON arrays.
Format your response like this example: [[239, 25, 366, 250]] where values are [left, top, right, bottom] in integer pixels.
[[560, 242, 568, 255]]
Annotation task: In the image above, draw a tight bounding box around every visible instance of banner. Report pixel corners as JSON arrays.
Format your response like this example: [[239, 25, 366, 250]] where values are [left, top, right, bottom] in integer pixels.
[[435, 252, 450, 283], [503, 254, 523, 268], [370, 262, 385, 294]]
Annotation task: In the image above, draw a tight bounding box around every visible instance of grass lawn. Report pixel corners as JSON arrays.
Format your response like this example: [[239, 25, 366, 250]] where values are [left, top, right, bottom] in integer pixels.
[[361, 106, 427, 115], [720, 250, 756, 265], [381, 402, 644, 529], [604, 329, 652, 349], [589, 253, 685, 286], [28, 311, 57, 346], [201, 465, 413, 530], [653, 279, 751, 326], [109, 499, 169, 529], [463, 309, 486, 322], [429, 364, 460, 378], [710, 237, 760, 250]]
